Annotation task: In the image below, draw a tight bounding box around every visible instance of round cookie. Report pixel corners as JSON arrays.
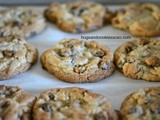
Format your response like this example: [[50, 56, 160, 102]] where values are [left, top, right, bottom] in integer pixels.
[[114, 38, 160, 81], [120, 86, 160, 120], [33, 87, 118, 120], [44, 1, 113, 33], [0, 35, 38, 80], [41, 38, 115, 83], [0, 85, 36, 120], [112, 3, 160, 37], [0, 7, 46, 38]]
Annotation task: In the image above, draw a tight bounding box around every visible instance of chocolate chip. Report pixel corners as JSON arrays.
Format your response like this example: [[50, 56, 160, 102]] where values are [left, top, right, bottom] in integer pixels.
[[71, 6, 78, 11], [95, 112, 107, 120], [71, 6, 87, 16], [120, 8, 126, 14], [145, 7, 153, 12], [12, 21, 23, 27], [0, 32, 4, 37], [2, 50, 15, 57], [48, 93, 55, 100], [0, 101, 10, 108], [125, 46, 133, 53], [60, 48, 72, 57], [77, 7, 87, 16], [137, 38, 150, 46], [113, 19, 120, 24], [94, 51, 105, 58], [41, 103, 52, 112], [67, 44, 73, 48], [128, 107, 137, 114]]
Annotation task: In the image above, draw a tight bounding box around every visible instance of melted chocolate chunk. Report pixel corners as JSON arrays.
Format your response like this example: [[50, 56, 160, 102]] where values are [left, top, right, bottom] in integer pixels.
[[94, 51, 105, 58], [48, 93, 55, 100], [2, 50, 15, 57], [0, 32, 4, 37], [0, 101, 10, 108], [12, 21, 23, 27], [95, 112, 107, 120], [41, 103, 52, 112]]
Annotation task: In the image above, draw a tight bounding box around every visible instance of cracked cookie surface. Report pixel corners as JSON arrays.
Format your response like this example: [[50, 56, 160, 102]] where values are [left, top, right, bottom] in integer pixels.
[[0, 35, 38, 80], [114, 38, 160, 81], [0, 85, 36, 120], [45, 1, 113, 33], [33, 87, 118, 120], [112, 3, 160, 37], [41, 38, 115, 83], [0, 7, 46, 38], [120, 86, 160, 120]]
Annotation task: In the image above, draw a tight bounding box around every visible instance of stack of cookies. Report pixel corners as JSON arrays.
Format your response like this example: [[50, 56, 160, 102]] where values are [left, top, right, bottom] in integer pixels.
[[0, 1, 160, 120]]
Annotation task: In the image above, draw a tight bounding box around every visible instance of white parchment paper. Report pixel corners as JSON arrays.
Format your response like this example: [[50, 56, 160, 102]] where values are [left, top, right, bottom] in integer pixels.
[[0, 6, 159, 110]]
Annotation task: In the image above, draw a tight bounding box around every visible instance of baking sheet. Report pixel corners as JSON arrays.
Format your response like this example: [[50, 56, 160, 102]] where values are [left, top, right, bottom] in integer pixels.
[[0, 5, 159, 110]]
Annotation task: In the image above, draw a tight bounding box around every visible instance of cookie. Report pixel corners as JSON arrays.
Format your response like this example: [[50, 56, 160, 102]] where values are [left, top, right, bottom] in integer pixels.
[[0, 35, 38, 80], [120, 86, 160, 120], [45, 1, 113, 33], [0, 85, 36, 120], [112, 3, 160, 37], [33, 87, 118, 120], [114, 38, 160, 81], [0, 7, 46, 38], [41, 38, 115, 83]]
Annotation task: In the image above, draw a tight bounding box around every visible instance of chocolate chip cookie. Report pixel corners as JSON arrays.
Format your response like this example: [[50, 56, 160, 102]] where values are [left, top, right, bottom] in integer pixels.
[[0, 85, 36, 120], [0, 7, 46, 38], [112, 3, 160, 37], [45, 1, 113, 33], [114, 38, 160, 81], [120, 86, 160, 120], [41, 38, 115, 83], [33, 87, 118, 120], [0, 35, 38, 80]]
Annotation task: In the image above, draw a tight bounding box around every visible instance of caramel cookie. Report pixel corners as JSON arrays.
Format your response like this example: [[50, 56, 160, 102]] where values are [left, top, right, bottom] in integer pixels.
[[0, 85, 36, 120], [33, 87, 118, 120], [0, 7, 46, 38], [120, 86, 160, 120], [114, 38, 160, 81], [45, 1, 113, 33], [41, 38, 115, 83], [112, 3, 160, 37], [0, 35, 38, 80]]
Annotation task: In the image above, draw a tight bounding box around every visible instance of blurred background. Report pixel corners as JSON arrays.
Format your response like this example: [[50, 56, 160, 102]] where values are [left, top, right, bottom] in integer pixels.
[[0, 0, 159, 5]]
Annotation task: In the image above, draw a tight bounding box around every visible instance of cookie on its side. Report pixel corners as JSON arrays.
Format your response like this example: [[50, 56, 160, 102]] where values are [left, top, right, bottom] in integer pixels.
[[33, 87, 118, 120], [41, 38, 115, 83], [0, 7, 46, 38], [0, 35, 38, 80], [45, 1, 113, 33], [0, 85, 36, 120], [112, 3, 160, 37], [114, 38, 160, 81], [120, 86, 160, 120]]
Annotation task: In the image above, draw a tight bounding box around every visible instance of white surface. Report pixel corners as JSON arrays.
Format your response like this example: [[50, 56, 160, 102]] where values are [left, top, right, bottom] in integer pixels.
[[0, 6, 160, 110]]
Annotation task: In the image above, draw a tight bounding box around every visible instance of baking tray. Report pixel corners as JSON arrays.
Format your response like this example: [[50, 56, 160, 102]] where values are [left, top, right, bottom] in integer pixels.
[[0, 5, 159, 110]]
